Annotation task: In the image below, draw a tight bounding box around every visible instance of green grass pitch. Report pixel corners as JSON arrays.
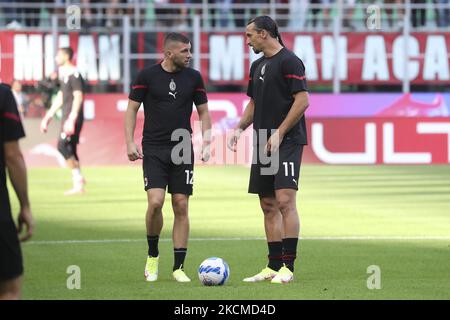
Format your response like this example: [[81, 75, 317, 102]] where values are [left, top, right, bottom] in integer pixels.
[[10, 165, 450, 299]]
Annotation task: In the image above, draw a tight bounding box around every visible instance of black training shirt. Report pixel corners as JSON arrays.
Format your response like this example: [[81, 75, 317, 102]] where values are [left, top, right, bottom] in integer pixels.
[[129, 63, 208, 146], [0, 84, 25, 221], [60, 67, 84, 125], [247, 47, 308, 146]]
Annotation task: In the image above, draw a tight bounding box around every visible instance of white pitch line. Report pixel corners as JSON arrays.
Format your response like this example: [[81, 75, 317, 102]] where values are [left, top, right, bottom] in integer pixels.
[[25, 236, 450, 245]]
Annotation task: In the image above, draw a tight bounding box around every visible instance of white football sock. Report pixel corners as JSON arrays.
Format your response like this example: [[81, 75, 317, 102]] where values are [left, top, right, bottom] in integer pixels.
[[72, 169, 83, 183]]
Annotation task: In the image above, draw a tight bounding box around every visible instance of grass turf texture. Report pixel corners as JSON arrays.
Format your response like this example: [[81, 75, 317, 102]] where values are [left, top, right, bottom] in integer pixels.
[[10, 165, 450, 299]]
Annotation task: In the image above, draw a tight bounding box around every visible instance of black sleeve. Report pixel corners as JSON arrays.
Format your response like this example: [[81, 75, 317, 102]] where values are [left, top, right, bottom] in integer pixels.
[[246, 61, 256, 98], [0, 88, 25, 142], [69, 72, 84, 92], [128, 69, 148, 103], [282, 55, 308, 94], [193, 72, 208, 106]]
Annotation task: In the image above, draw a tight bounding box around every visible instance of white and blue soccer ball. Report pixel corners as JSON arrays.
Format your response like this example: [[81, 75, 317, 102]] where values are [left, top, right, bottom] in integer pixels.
[[198, 257, 230, 286]]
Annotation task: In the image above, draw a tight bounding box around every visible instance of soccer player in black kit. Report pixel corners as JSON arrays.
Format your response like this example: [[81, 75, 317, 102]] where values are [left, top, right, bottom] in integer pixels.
[[40, 47, 86, 195], [228, 16, 309, 284], [0, 84, 34, 299], [125, 33, 212, 282]]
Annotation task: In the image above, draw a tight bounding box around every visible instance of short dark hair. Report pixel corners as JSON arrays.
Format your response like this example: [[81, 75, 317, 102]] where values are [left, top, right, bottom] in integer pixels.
[[247, 16, 284, 47], [164, 33, 190, 47], [59, 47, 74, 60]]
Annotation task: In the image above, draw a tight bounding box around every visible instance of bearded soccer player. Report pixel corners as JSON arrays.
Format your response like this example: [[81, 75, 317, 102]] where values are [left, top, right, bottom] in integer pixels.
[[125, 33, 212, 282], [228, 16, 309, 283], [0, 84, 34, 299], [40, 47, 86, 195]]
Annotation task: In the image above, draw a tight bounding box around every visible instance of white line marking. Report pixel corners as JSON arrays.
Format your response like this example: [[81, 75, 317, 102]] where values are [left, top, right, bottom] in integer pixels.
[[25, 236, 450, 245]]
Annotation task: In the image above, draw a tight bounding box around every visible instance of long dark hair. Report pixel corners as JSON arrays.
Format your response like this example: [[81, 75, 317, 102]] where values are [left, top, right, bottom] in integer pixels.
[[247, 16, 285, 47]]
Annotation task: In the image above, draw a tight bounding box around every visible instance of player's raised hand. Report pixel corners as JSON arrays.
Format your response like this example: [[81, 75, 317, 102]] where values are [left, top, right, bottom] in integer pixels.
[[17, 206, 34, 242], [127, 142, 143, 161], [227, 128, 243, 152], [40, 115, 52, 133]]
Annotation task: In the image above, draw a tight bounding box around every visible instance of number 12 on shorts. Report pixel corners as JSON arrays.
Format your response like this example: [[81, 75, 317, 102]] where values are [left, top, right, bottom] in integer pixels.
[[283, 162, 294, 176], [185, 170, 194, 184]]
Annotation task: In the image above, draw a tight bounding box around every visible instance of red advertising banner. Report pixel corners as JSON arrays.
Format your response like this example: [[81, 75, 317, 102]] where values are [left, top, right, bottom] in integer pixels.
[[21, 93, 450, 166], [1, 31, 449, 85], [305, 118, 450, 164], [266, 32, 450, 85]]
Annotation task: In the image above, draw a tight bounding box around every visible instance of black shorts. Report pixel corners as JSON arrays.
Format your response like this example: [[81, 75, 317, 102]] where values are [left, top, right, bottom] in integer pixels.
[[248, 142, 304, 197], [57, 117, 83, 160], [0, 219, 23, 281], [142, 144, 194, 195]]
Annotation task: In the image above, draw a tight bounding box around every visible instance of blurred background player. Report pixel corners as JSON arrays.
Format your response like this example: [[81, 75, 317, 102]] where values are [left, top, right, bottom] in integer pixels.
[[0, 84, 34, 300], [36, 71, 60, 112], [229, 16, 309, 284], [125, 33, 212, 283], [40, 47, 86, 196]]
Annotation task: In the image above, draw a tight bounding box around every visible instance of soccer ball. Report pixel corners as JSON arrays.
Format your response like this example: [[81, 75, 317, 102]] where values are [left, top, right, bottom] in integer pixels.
[[198, 257, 230, 286]]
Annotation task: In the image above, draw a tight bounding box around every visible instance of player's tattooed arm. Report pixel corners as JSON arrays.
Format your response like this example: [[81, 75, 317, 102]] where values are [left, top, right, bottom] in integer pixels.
[[196, 103, 212, 162], [266, 91, 309, 154], [278, 91, 309, 137], [237, 99, 255, 131], [40, 90, 63, 133], [227, 99, 255, 152], [124, 99, 144, 161]]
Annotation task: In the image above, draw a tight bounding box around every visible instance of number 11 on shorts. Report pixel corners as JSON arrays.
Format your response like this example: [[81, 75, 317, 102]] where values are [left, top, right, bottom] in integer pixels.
[[283, 162, 294, 176], [185, 170, 194, 184]]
